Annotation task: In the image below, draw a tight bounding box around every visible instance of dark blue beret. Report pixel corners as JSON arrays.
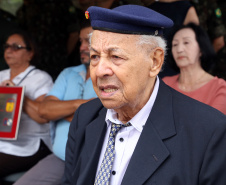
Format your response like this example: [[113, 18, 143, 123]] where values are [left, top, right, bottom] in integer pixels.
[[86, 5, 174, 35]]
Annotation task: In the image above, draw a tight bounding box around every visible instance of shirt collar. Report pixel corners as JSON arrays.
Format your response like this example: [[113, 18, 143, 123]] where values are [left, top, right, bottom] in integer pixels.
[[105, 76, 160, 132]]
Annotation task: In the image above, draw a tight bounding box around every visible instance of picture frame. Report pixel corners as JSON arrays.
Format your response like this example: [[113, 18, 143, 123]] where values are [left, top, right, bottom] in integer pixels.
[[0, 86, 25, 140]]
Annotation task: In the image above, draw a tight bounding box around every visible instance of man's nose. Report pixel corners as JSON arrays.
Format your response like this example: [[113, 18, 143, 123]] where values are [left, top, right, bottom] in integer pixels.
[[95, 57, 114, 77]]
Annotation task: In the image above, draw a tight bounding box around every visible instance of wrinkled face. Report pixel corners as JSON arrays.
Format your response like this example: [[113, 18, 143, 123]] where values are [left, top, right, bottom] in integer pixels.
[[172, 28, 201, 69], [4, 34, 33, 68], [80, 26, 93, 65], [90, 30, 162, 113]]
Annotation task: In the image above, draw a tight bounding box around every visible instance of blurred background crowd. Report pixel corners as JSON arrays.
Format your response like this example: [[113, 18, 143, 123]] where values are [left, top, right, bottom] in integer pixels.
[[1, 0, 226, 81]]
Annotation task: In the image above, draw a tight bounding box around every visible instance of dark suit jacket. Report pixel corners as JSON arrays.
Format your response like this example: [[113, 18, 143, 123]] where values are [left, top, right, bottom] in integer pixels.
[[62, 80, 226, 185]]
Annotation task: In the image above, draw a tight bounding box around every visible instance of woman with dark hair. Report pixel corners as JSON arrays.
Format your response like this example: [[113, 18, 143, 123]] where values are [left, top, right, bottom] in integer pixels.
[[163, 23, 226, 114], [142, 0, 199, 78], [0, 30, 53, 179]]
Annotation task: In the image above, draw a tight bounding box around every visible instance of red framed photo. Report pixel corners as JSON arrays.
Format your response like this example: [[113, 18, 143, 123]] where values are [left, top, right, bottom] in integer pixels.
[[0, 86, 25, 140]]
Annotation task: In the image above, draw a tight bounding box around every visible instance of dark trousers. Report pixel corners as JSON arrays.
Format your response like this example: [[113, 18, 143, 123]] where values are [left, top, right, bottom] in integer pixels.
[[0, 140, 51, 178]]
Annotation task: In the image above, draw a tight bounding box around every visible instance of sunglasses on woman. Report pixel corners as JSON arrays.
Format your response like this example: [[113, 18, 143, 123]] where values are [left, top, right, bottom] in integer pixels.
[[3, 43, 31, 51]]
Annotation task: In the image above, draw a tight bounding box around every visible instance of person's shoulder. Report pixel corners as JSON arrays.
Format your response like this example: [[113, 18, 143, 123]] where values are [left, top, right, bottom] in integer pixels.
[[162, 75, 178, 85], [79, 98, 104, 113], [62, 64, 85, 73], [55, 65, 83, 78], [76, 98, 106, 123], [32, 68, 52, 80], [212, 76, 226, 85], [0, 69, 9, 81], [168, 82, 226, 125], [0, 68, 9, 74], [206, 76, 226, 91], [162, 75, 178, 80]]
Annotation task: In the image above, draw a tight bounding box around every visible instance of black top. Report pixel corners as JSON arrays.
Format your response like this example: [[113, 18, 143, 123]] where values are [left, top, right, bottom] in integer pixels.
[[149, 1, 191, 26]]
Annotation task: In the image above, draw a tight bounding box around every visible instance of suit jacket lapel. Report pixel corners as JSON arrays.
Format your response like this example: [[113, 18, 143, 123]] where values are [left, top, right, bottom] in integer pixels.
[[85, 108, 107, 156], [76, 108, 107, 185], [122, 80, 176, 185]]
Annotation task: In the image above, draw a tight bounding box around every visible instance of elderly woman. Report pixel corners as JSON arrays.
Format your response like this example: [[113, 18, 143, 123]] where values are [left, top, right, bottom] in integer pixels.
[[0, 30, 53, 178], [163, 23, 226, 114], [141, 0, 200, 78]]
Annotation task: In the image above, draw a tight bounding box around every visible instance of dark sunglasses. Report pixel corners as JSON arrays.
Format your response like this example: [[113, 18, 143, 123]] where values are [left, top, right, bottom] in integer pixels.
[[3, 44, 31, 51]]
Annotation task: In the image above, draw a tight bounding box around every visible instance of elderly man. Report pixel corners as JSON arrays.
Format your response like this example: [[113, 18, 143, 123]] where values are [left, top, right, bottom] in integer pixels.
[[63, 5, 226, 185]]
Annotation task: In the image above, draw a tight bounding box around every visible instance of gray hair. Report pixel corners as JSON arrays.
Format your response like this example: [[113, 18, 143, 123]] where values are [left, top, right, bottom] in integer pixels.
[[136, 35, 167, 71], [137, 35, 167, 55], [89, 32, 93, 45], [89, 33, 166, 51]]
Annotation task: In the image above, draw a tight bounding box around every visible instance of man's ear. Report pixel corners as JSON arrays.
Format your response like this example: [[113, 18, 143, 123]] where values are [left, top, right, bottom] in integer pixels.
[[149, 47, 164, 77]]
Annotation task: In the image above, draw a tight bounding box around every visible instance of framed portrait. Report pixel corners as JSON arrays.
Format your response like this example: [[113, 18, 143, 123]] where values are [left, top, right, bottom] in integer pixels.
[[0, 86, 25, 140]]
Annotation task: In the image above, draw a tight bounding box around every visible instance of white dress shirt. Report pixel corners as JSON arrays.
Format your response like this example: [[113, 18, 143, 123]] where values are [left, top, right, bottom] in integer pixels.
[[0, 66, 53, 156], [96, 77, 160, 185]]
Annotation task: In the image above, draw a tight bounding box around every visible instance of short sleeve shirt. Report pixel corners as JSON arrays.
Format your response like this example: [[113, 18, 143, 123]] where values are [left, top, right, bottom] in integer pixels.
[[47, 64, 97, 160]]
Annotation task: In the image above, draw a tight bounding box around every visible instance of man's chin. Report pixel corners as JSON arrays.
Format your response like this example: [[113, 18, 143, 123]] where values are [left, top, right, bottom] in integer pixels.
[[100, 98, 121, 110]]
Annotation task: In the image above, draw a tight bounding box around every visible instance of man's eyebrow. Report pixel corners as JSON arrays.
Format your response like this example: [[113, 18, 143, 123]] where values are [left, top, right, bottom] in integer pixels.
[[89, 47, 99, 53], [90, 47, 122, 53], [107, 47, 122, 53]]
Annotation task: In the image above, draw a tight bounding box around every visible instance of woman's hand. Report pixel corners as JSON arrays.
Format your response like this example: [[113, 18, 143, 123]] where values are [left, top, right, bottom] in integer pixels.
[[0, 80, 15, 86]]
